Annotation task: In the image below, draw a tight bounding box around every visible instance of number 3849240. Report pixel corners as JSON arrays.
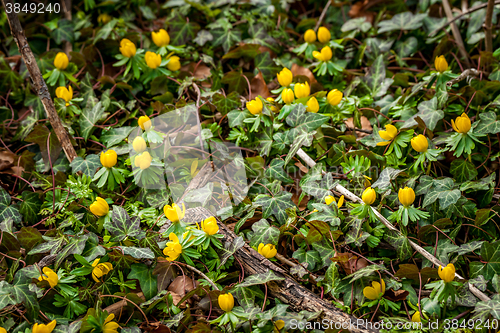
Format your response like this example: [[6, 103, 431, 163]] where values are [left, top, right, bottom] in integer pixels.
[[5, 2, 61, 14]]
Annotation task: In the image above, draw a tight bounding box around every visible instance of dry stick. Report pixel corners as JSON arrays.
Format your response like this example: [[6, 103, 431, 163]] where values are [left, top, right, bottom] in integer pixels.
[[295, 148, 490, 302], [2, 0, 77, 162], [61, 0, 73, 54], [484, 0, 496, 53], [314, 0, 331, 32], [441, 0, 472, 68]]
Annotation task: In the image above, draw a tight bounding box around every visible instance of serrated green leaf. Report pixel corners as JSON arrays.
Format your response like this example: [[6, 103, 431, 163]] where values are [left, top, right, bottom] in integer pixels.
[[253, 193, 295, 225], [402, 97, 444, 131], [212, 91, 240, 116], [249, 219, 280, 247], [292, 248, 321, 271], [70, 154, 101, 177], [104, 206, 141, 241]]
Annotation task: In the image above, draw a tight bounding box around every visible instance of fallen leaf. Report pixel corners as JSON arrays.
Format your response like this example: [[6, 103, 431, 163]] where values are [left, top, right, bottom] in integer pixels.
[[331, 252, 369, 274], [291, 63, 317, 85], [250, 70, 271, 100], [344, 116, 373, 138], [0, 150, 17, 171]]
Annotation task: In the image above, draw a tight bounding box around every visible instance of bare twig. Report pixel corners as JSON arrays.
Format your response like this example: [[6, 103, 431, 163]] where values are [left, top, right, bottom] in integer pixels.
[[441, 0, 472, 68], [177, 262, 220, 291], [484, 0, 496, 53], [314, 0, 331, 32], [446, 68, 480, 87]]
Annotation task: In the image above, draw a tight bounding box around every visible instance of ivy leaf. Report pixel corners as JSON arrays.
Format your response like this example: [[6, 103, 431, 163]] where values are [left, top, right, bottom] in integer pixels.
[[10, 268, 40, 320], [254, 52, 280, 81], [17, 227, 43, 252], [378, 12, 426, 33], [450, 158, 478, 182], [19, 192, 42, 224], [371, 167, 405, 190], [284, 128, 315, 166], [212, 28, 242, 53], [453, 241, 484, 256], [168, 17, 200, 45], [55, 234, 89, 269], [253, 193, 295, 225], [292, 248, 321, 271], [80, 96, 105, 140], [0, 187, 20, 225], [257, 127, 273, 157], [415, 175, 434, 196], [475, 111, 500, 135], [212, 91, 240, 116], [93, 19, 118, 43], [422, 178, 460, 209], [51, 19, 75, 44], [145, 190, 171, 209], [70, 154, 101, 177], [365, 54, 394, 98], [104, 206, 141, 242], [470, 275, 488, 292], [394, 36, 418, 58], [347, 264, 386, 283], [237, 270, 285, 288], [472, 298, 500, 321], [285, 103, 328, 131], [265, 159, 293, 183], [118, 247, 155, 259], [311, 240, 336, 268], [218, 236, 245, 269], [384, 230, 412, 260], [227, 109, 250, 127], [248, 219, 280, 247], [222, 71, 247, 94], [402, 97, 444, 131], [25, 125, 62, 171], [470, 240, 500, 280], [234, 286, 263, 308], [128, 263, 158, 300], [100, 126, 134, 147], [223, 44, 261, 59], [194, 30, 213, 46]]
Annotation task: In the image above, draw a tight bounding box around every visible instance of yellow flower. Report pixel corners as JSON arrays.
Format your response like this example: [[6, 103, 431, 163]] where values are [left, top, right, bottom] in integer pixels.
[[38, 267, 58, 288], [134, 151, 152, 170], [32, 320, 56, 333], [247, 97, 263, 115], [201, 216, 219, 235], [438, 263, 455, 283], [317, 27, 331, 43], [167, 56, 181, 71], [163, 233, 182, 261], [90, 197, 109, 216], [325, 195, 344, 208], [398, 187, 415, 207], [435, 55, 448, 73], [163, 203, 186, 223], [0, 327, 6, 333], [277, 68, 293, 87], [327, 89, 343, 106], [54, 52, 69, 70], [119, 38, 136, 58], [98, 13, 112, 24], [451, 113, 471, 134], [266, 97, 278, 112], [312, 46, 332, 62], [411, 135, 428, 153], [145, 51, 161, 69], [102, 314, 120, 333], [100, 149, 117, 168], [132, 136, 147, 153], [282, 88, 294, 104], [363, 279, 385, 300], [304, 29, 316, 43], [306, 97, 319, 113], [274, 319, 285, 333], [91, 260, 113, 283], [258, 243, 277, 259], [138, 115, 152, 131], [376, 124, 398, 146], [152, 29, 170, 47], [363, 175, 372, 187], [362, 187, 376, 205], [411, 311, 421, 323], [294, 81, 310, 99], [55, 86, 73, 106], [218, 293, 234, 312]]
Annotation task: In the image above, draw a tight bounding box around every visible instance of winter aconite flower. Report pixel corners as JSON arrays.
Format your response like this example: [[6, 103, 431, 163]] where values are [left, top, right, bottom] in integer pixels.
[[282, 88, 294, 104], [304, 29, 316, 43], [435, 55, 448, 73], [152, 29, 170, 47], [38, 267, 58, 288], [91, 260, 113, 282], [102, 314, 120, 333], [247, 97, 263, 115], [267, 97, 278, 112], [132, 136, 147, 153], [145, 51, 161, 69], [258, 243, 277, 259], [438, 263, 455, 283], [412, 311, 421, 322], [277, 68, 293, 87], [32, 320, 56, 333], [201, 216, 219, 235], [362, 187, 376, 205], [100, 150, 117, 168], [163, 233, 182, 261], [325, 195, 344, 208], [294, 81, 310, 99], [135, 151, 152, 169], [327, 89, 343, 106], [119, 38, 137, 58], [164, 203, 186, 223], [90, 197, 109, 216], [167, 56, 181, 71], [306, 96, 319, 113], [274, 320, 285, 333], [363, 279, 385, 300], [0, 327, 6, 333], [218, 293, 234, 312], [312, 46, 332, 62], [138, 115, 152, 131], [317, 27, 331, 43], [54, 52, 69, 70], [451, 113, 471, 134], [55, 86, 73, 106], [98, 13, 112, 24], [411, 135, 428, 152], [377, 124, 398, 146], [398, 187, 415, 207]]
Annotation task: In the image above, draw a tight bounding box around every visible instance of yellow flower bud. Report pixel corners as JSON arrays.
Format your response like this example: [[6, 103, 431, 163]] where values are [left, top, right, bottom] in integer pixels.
[[363, 279, 385, 300], [54, 52, 69, 70], [304, 29, 316, 43], [451, 113, 471, 134], [312, 46, 332, 62], [138, 115, 152, 131], [411, 134, 428, 153], [0, 328, 6, 333], [362, 187, 376, 205], [32, 320, 57, 333], [377, 124, 398, 146], [438, 263, 455, 283], [317, 27, 331, 43], [294, 81, 310, 99], [55, 86, 73, 106], [246, 97, 263, 115], [282, 88, 295, 104], [258, 243, 277, 259], [266, 97, 278, 112], [92, 261, 113, 282], [434, 55, 448, 73], [167, 56, 181, 71], [152, 29, 170, 47], [132, 136, 147, 153], [398, 187, 415, 207], [201, 216, 219, 235], [38, 267, 58, 288], [135, 151, 152, 170], [145, 51, 161, 69], [327, 89, 343, 106], [119, 38, 137, 58], [163, 233, 182, 261], [277, 68, 293, 87], [218, 293, 234, 312], [98, 13, 112, 24], [163, 203, 185, 223], [274, 319, 285, 333], [325, 195, 344, 208], [412, 311, 421, 323], [90, 197, 109, 216], [100, 149, 117, 168], [306, 96, 319, 113]]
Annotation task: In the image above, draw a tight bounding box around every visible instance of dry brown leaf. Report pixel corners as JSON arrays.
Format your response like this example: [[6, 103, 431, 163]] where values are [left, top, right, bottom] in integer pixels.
[[344, 116, 373, 138], [385, 288, 410, 302], [291, 63, 317, 85], [332, 252, 369, 275], [0, 150, 17, 171], [250, 70, 271, 100], [167, 276, 199, 297]]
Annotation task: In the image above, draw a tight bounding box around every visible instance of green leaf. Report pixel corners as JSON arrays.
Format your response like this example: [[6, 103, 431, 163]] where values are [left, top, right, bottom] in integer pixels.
[[222, 71, 247, 94], [450, 158, 478, 182], [365, 54, 394, 98], [285, 103, 329, 131], [475, 111, 500, 135], [104, 206, 141, 242], [371, 167, 405, 190], [472, 298, 500, 321], [384, 230, 412, 260], [394, 36, 418, 58], [70, 154, 101, 177], [311, 240, 336, 268], [17, 227, 43, 252], [234, 285, 263, 308], [422, 178, 460, 209], [100, 126, 135, 147], [55, 234, 89, 269], [227, 109, 250, 127], [212, 91, 240, 116], [236, 269, 285, 288], [51, 19, 75, 44], [253, 193, 295, 225], [254, 52, 280, 81], [218, 236, 245, 269], [80, 96, 105, 140], [378, 12, 426, 33], [168, 17, 200, 45], [292, 248, 321, 271], [119, 247, 155, 259], [128, 263, 158, 300], [0, 187, 21, 225], [19, 192, 42, 224], [265, 159, 293, 184], [347, 264, 386, 283], [11, 267, 41, 320], [25, 125, 62, 170], [212, 28, 242, 53], [145, 190, 171, 209], [470, 240, 500, 280], [93, 19, 118, 43], [223, 44, 261, 59], [402, 97, 444, 131], [249, 219, 280, 247]]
